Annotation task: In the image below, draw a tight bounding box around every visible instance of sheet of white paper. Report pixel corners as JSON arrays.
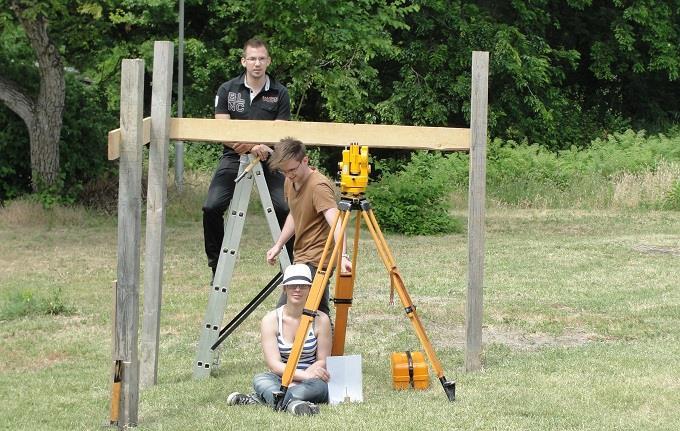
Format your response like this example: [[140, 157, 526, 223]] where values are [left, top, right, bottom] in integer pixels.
[[326, 355, 363, 405]]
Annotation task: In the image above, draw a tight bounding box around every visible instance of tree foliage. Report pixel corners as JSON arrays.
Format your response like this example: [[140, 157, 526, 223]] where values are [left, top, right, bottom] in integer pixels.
[[1, 0, 679, 201], [376, 0, 680, 149]]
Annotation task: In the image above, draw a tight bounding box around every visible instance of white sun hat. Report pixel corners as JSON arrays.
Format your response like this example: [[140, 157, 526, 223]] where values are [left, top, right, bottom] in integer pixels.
[[281, 264, 313, 287]]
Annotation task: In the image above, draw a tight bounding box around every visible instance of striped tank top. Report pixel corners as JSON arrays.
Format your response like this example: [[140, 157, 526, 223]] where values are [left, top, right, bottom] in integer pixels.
[[276, 306, 317, 370]]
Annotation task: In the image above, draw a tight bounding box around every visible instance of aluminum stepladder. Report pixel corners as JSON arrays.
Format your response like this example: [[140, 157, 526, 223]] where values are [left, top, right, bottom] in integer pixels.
[[194, 154, 291, 378]]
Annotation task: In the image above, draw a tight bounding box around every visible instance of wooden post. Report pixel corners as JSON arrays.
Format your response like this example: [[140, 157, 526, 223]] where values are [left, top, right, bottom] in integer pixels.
[[141, 41, 174, 388], [465, 51, 489, 372], [114, 58, 144, 428]]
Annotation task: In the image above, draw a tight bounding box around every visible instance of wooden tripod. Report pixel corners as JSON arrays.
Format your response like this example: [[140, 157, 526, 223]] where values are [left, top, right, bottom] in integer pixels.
[[273, 195, 456, 410]]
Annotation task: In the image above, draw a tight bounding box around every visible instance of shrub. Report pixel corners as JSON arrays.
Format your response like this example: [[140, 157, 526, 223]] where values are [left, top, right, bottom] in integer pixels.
[[367, 151, 463, 235], [0, 105, 31, 201], [473, 129, 680, 209], [171, 141, 223, 173]]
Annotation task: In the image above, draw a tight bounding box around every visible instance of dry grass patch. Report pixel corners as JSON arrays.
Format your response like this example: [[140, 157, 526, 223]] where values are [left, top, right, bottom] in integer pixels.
[[612, 160, 680, 208], [0, 198, 88, 227], [632, 244, 680, 256]]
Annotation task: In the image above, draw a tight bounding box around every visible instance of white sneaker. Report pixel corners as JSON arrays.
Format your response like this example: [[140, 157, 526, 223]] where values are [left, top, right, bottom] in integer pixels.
[[286, 400, 320, 416], [227, 392, 259, 406]]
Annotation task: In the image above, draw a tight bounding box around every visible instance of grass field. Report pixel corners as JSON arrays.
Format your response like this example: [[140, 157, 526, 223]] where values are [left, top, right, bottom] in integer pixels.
[[1, 200, 679, 430]]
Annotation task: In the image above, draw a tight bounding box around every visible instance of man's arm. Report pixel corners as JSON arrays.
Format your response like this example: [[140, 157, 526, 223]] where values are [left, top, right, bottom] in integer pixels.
[[215, 112, 256, 154], [323, 207, 352, 272], [266, 214, 295, 265]]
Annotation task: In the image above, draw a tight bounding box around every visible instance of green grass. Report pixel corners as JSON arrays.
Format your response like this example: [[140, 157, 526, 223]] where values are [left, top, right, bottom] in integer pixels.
[[0, 288, 75, 320], [1, 201, 679, 430]]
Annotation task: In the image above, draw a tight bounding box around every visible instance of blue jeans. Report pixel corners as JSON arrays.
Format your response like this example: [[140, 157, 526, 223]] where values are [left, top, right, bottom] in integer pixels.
[[253, 371, 328, 407]]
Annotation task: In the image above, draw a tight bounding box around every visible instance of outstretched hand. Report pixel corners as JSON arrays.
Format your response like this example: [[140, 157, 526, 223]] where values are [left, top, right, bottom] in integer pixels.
[[266, 245, 281, 265]]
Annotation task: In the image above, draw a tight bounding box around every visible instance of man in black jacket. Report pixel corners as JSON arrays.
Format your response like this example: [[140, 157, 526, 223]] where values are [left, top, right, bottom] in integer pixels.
[[203, 37, 291, 278]]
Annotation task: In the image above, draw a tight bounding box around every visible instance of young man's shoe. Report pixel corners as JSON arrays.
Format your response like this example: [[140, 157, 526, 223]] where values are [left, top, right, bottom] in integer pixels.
[[286, 400, 320, 416], [227, 392, 259, 406]]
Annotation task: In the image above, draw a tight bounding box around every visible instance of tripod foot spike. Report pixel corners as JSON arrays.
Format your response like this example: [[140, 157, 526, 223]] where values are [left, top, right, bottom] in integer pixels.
[[272, 388, 286, 411], [439, 376, 456, 402]]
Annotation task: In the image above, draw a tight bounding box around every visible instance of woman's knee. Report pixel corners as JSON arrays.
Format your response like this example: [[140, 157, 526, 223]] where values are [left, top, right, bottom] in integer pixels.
[[253, 372, 280, 390], [288, 378, 328, 403]]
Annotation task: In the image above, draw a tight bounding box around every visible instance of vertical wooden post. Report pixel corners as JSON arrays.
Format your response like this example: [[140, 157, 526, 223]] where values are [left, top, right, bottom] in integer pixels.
[[465, 51, 489, 372], [114, 58, 144, 427], [141, 41, 174, 389]]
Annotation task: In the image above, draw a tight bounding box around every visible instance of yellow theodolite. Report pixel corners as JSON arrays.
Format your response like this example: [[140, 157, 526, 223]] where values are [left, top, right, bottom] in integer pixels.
[[338, 143, 370, 196], [272, 143, 456, 411]]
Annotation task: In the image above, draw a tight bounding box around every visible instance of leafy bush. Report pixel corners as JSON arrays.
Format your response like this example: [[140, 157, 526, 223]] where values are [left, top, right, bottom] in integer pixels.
[[171, 142, 223, 173], [61, 74, 118, 200], [448, 129, 680, 209], [367, 128, 680, 215], [0, 105, 31, 201], [367, 151, 463, 235]]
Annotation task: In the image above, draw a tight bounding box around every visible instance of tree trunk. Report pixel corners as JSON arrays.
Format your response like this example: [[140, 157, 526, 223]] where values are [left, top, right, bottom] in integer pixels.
[[29, 110, 62, 188], [2, 1, 65, 191]]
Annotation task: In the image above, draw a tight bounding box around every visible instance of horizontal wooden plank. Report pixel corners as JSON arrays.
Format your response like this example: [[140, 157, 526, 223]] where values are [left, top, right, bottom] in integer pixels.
[[108, 118, 470, 160], [108, 117, 151, 160]]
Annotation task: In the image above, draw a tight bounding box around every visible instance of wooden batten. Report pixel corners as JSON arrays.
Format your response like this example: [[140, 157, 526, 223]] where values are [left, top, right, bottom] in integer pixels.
[[108, 118, 470, 160]]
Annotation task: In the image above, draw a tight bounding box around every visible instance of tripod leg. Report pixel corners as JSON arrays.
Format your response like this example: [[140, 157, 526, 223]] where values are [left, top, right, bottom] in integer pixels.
[[362, 208, 456, 401], [273, 207, 352, 410], [331, 213, 361, 356]]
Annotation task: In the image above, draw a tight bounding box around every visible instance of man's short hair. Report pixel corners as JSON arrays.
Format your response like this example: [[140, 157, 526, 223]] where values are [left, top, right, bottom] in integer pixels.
[[268, 137, 306, 171], [242, 37, 269, 56]]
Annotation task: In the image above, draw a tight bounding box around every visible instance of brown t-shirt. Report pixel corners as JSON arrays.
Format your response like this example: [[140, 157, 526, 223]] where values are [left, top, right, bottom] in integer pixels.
[[285, 169, 337, 267]]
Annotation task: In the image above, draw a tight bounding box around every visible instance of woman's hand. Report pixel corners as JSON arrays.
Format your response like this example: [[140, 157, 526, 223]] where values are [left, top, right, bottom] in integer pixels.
[[302, 363, 330, 382]]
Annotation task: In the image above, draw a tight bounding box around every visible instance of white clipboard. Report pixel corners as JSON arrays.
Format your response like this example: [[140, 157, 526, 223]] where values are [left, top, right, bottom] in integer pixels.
[[326, 355, 363, 405]]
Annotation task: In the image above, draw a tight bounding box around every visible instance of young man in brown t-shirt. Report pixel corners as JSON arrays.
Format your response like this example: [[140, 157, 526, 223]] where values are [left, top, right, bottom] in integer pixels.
[[266, 137, 352, 316]]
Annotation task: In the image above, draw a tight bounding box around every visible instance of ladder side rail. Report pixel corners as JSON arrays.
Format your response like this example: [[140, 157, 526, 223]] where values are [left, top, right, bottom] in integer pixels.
[[194, 156, 253, 378]]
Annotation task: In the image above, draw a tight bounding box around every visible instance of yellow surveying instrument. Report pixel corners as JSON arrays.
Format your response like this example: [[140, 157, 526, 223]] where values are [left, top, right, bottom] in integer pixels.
[[272, 143, 456, 410]]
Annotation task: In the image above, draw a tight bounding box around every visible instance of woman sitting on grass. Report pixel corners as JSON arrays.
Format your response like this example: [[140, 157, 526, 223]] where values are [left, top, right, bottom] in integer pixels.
[[227, 264, 331, 415]]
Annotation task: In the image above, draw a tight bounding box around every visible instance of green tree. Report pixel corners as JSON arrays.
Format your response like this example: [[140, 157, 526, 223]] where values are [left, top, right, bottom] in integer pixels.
[[2, 0, 679, 201], [374, 0, 680, 149], [0, 1, 65, 191], [175, 0, 417, 122], [0, 0, 176, 198], [568, 0, 680, 129]]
